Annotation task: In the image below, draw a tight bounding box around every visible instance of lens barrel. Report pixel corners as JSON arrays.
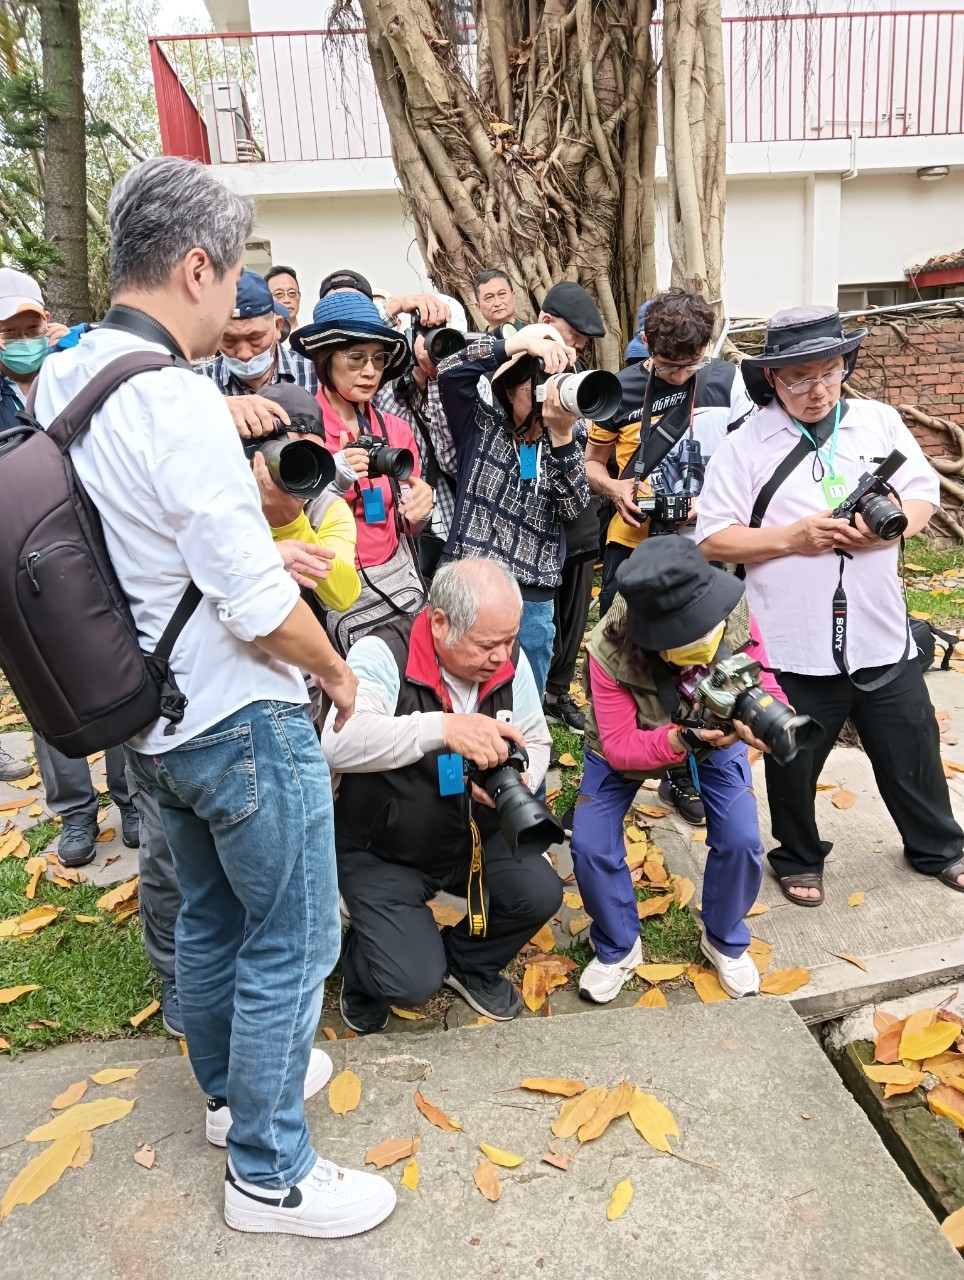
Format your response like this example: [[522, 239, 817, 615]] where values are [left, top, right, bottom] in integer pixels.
[[422, 326, 466, 363], [552, 369, 622, 419], [734, 686, 822, 766], [258, 437, 335, 500], [367, 443, 415, 481], [856, 491, 908, 541]]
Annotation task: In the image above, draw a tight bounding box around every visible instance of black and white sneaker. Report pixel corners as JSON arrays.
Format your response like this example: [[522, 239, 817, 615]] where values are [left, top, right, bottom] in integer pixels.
[[658, 767, 705, 826], [543, 693, 586, 735], [224, 1154, 396, 1238], [339, 981, 389, 1035], [206, 1048, 333, 1147], [444, 968, 524, 1021]]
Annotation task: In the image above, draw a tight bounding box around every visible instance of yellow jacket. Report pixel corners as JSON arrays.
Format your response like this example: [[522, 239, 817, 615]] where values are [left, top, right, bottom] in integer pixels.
[[270, 501, 361, 613]]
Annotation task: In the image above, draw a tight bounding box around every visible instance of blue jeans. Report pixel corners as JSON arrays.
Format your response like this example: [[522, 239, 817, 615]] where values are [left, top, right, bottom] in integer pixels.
[[570, 745, 763, 962], [127, 700, 340, 1189], [518, 598, 556, 703]]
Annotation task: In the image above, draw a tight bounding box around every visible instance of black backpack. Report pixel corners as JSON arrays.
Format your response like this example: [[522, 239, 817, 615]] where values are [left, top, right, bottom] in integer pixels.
[[0, 352, 201, 757]]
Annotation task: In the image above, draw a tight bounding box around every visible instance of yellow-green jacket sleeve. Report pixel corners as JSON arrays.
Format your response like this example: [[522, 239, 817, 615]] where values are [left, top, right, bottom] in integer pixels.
[[270, 504, 361, 613]]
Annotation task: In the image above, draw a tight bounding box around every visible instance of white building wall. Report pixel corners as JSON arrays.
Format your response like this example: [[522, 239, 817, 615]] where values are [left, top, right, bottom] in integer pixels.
[[837, 169, 964, 283]]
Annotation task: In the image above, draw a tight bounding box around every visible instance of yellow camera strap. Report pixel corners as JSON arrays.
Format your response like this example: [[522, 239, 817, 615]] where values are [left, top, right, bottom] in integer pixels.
[[465, 819, 488, 937]]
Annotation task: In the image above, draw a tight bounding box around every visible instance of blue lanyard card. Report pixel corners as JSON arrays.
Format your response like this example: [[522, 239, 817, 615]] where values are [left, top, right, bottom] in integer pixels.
[[519, 442, 538, 481], [437, 752, 465, 797], [361, 485, 386, 524]]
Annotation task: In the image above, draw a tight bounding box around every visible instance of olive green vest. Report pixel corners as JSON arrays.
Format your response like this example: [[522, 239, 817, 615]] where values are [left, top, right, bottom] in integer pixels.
[[582, 593, 751, 781]]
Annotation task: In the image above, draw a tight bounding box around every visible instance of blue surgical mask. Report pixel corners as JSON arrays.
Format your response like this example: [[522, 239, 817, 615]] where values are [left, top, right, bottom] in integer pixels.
[[222, 346, 275, 380], [1, 336, 49, 376]]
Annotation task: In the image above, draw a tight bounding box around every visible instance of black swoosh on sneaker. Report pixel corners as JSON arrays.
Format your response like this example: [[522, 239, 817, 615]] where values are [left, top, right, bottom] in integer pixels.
[[225, 1164, 303, 1208]]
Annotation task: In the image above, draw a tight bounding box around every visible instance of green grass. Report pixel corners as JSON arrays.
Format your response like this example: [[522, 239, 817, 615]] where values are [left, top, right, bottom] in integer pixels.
[[634, 889, 702, 965], [903, 534, 964, 627], [549, 723, 584, 821]]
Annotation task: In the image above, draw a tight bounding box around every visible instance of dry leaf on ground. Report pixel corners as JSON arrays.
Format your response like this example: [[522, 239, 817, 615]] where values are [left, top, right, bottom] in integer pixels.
[[26, 1097, 135, 1142], [91, 1068, 139, 1085], [51, 1080, 88, 1110], [328, 1070, 362, 1116], [635, 963, 687, 984], [522, 964, 568, 1012], [899, 1020, 961, 1061], [562, 891, 583, 910], [129, 1000, 159, 1028], [746, 902, 770, 917], [691, 970, 730, 1003], [636, 988, 668, 1007], [69, 1132, 93, 1170], [473, 1158, 502, 1201], [557, 753, 579, 769], [942, 1205, 964, 1249], [0, 1133, 82, 1219], [480, 1143, 522, 1168], [528, 923, 555, 952], [568, 913, 591, 936], [0, 984, 40, 1005], [0, 1037, 10, 1050], [759, 968, 811, 995], [747, 937, 773, 975], [414, 1090, 460, 1131], [133, 1143, 156, 1169], [862, 1063, 924, 1088], [929, 1083, 964, 1129], [606, 1177, 633, 1221], [635, 805, 669, 819], [902, 1007, 936, 1037], [552, 1087, 607, 1139], [642, 859, 668, 884], [390, 1007, 426, 1021], [628, 1088, 679, 1153], [847, 891, 865, 908], [401, 1158, 419, 1191], [637, 895, 673, 920], [520, 1077, 586, 1097], [23, 857, 46, 900], [673, 876, 696, 908], [874, 1023, 905, 1065], [831, 789, 856, 809], [321, 1027, 337, 1041], [8, 771, 40, 790], [429, 902, 465, 929], [365, 1137, 420, 1169], [541, 1149, 571, 1171], [74, 914, 99, 925], [874, 1010, 901, 1034], [578, 1082, 633, 1142], [831, 952, 868, 971]]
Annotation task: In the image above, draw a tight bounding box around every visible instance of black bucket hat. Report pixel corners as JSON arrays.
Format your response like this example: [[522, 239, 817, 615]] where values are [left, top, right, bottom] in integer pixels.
[[741, 305, 867, 406], [614, 538, 745, 651]]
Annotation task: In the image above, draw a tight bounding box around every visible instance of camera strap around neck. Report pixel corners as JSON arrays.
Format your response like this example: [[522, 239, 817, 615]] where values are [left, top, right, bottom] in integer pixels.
[[626, 372, 697, 488]]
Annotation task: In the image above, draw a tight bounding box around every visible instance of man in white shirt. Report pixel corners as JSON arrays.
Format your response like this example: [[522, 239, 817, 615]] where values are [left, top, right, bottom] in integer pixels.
[[32, 156, 395, 1240], [698, 306, 964, 906]]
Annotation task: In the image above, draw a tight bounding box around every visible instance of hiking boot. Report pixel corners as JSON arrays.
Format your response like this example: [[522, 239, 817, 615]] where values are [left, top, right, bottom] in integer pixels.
[[118, 802, 140, 849], [161, 981, 184, 1038], [57, 820, 98, 868], [339, 981, 389, 1036], [0, 744, 31, 783], [444, 968, 523, 1021], [224, 1153, 396, 1238], [700, 934, 760, 999], [658, 766, 705, 826], [543, 693, 586, 735], [207, 1048, 334, 1148], [578, 936, 643, 1004]]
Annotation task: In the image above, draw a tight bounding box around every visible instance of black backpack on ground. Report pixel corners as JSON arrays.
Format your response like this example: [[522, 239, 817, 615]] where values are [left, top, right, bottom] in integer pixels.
[[0, 352, 201, 757]]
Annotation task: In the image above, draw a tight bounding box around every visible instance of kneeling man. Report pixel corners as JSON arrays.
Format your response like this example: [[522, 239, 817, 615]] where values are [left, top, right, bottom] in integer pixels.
[[321, 558, 562, 1030]]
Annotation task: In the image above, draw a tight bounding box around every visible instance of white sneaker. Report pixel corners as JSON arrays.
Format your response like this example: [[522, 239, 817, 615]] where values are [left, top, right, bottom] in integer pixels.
[[578, 936, 643, 1004], [224, 1154, 396, 1238], [207, 1047, 334, 1147], [700, 934, 760, 998]]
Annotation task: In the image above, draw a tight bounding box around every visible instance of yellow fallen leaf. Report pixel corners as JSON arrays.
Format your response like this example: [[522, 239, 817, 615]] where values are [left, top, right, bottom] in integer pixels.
[[691, 828, 707, 843], [760, 967, 811, 996], [624, 827, 646, 844], [321, 1026, 338, 1041], [831, 952, 868, 971], [91, 1068, 140, 1085], [480, 1143, 522, 1168], [414, 1089, 460, 1132], [429, 902, 465, 929], [902, 1007, 936, 1038], [364, 1137, 420, 1169], [746, 902, 770, 917], [529, 923, 555, 952], [179, 1039, 189, 1056], [642, 859, 668, 885], [635, 963, 687, 984], [0, 1037, 10, 1050], [74, 915, 100, 925], [578, 1082, 633, 1142], [0, 984, 40, 1005], [691, 970, 730, 1003], [95, 828, 116, 843], [552, 1087, 608, 1139], [635, 805, 669, 819], [929, 1083, 964, 1129], [557, 753, 579, 769], [401, 1158, 419, 1191], [568, 912, 591, 936], [748, 937, 773, 975], [943, 1204, 964, 1250], [673, 876, 696, 908], [129, 999, 159, 1028], [97, 877, 139, 913], [0, 1133, 82, 1219], [0, 797, 36, 815], [132, 1143, 156, 1170], [562, 891, 583, 910], [637, 895, 673, 919], [473, 1158, 502, 1201], [520, 1077, 587, 1097], [51, 1079, 88, 1110], [606, 1177, 634, 1221], [0, 828, 24, 860], [390, 1007, 426, 1021], [831, 789, 856, 809], [15, 905, 61, 936], [23, 857, 46, 899], [27, 805, 42, 818], [329, 1070, 362, 1116], [635, 988, 667, 1007], [69, 1132, 94, 1170], [899, 1020, 961, 1061], [628, 1087, 679, 1153], [8, 771, 40, 790], [847, 891, 865, 907], [924, 1051, 964, 1076], [26, 1097, 135, 1142], [522, 964, 567, 1012], [861, 1063, 924, 1086]]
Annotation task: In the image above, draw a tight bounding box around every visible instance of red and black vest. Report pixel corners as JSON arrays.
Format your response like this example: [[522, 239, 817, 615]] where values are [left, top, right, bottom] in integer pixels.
[[335, 609, 518, 867]]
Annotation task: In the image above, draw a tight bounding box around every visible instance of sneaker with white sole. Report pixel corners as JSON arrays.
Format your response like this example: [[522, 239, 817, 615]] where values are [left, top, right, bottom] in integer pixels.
[[700, 934, 760, 998], [224, 1154, 396, 1238], [206, 1047, 334, 1148], [578, 936, 643, 1004]]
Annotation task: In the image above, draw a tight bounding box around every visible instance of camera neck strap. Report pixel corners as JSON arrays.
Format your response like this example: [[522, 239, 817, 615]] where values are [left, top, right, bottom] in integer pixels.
[[832, 549, 910, 691], [626, 372, 697, 489], [97, 305, 190, 363]]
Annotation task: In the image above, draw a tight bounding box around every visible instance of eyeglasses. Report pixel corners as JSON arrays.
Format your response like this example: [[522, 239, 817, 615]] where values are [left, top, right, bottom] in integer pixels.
[[340, 350, 390, 372], [652, 357, 710, 377], [775, 368, 847, 396], [271, 289, 301, 302]]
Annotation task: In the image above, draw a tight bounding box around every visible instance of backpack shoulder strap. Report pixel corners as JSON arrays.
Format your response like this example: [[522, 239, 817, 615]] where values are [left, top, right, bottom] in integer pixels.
[[40, 352, 183, 453], [748, 434, 815, 529]]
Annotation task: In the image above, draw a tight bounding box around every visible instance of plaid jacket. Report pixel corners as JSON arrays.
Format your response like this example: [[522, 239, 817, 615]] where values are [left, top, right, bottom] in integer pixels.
[[374, 375, 455, 541], [196, 344, 319, 397], [437, 336, 590, 594]]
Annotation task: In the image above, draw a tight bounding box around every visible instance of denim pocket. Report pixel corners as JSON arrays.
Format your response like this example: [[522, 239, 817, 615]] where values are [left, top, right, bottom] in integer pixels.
[[161, 722, 258, 826]]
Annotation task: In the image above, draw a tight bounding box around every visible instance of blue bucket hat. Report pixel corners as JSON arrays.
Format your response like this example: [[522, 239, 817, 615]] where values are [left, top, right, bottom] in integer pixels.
[[289, 291, 410, 381]]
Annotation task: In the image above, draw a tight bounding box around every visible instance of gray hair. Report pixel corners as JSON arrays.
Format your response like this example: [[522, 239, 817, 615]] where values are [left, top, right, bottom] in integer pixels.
[[108, 157, 254, 294], [429, 559, 522, 643]]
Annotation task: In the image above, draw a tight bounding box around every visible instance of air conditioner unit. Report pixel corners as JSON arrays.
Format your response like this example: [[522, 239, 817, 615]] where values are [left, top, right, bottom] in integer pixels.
[[200, 78, 260, 164]]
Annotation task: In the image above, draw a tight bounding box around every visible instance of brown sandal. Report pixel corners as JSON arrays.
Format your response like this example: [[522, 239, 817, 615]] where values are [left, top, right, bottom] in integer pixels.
[[938, 856, 964, 893], [777, 872, 824, 907]]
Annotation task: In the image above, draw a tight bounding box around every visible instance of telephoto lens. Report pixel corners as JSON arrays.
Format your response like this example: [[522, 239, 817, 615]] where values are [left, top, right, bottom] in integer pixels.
[[422, 326, 466, 363], [355, 435, 415, 481], [550, 369, 622, 420], [480, 743, 564, 858], [856, 490, 908, 541], [248, 436, 335, 501], [734, 685, 821, 766]]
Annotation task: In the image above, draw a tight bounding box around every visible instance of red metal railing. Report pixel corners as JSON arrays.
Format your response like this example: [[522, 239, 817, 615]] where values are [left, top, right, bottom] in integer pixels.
[[148, 11, 964, 167]]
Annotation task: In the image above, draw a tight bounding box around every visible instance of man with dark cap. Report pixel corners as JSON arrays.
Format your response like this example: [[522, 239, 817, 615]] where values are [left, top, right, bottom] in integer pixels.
[[698, 305, 964, 906], [197, 269, 318, 437]]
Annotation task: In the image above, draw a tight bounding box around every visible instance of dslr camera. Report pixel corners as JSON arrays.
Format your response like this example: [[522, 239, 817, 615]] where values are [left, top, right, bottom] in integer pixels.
[[354, 435, 415, 481], [243, 423, 335, 501], [683, 653, 821, 767], [635, 491, 691, 528], [534, 365, 622, 420], [832, 449, 908, 542], [471, 742, 563, 859], [411, 307, 466, 364]]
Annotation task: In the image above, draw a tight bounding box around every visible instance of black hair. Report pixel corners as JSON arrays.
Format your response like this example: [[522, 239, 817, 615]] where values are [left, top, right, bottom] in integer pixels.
[[473, 268, 512, 300], [264, 265, 299, 285]]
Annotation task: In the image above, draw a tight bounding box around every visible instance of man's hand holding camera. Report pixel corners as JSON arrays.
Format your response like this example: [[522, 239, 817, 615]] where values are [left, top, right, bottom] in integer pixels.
[[442, 714, 526, 809], [226, 394, 289, 439]]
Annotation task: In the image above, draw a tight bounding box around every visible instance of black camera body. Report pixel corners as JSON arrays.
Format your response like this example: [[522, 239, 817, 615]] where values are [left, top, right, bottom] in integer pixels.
[[411, 308, 466, 364], [354, 434, 415, 481], [832, 449, 908, 541], [243, 423, 335, 501], [635, 491, 691, 525], [471, 742, 563, 859]]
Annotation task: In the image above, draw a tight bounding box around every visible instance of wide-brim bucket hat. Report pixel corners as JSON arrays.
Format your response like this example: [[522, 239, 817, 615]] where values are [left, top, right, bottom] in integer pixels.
[[290, 291, 410, 382], [489, 323, 568, 412], [741, 305, 867, 406], [614, 537, 746, 651]]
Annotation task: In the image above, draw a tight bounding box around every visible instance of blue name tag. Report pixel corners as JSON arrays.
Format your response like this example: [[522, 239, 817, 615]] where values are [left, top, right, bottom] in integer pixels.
[[518, 442, 538, 481], [361, 486, 386, 524], [437, 752, 465, 797]]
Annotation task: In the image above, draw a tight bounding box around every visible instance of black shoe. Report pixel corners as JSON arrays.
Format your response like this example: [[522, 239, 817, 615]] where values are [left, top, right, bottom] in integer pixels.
[[339, 981, 389, 1035], [543, 693, 585, 735], [0, 744, 31, 783], [444, 968, 524, 1021], [161, 980, 185, 1037], [118, 802, 140, 848], [659, 769, 705, 826], [57, 820, 98, 867]]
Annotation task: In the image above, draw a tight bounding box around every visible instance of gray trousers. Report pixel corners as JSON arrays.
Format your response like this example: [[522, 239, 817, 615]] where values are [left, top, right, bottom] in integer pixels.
[[126, 755, 181, 983], [33, 737, 130, 824]]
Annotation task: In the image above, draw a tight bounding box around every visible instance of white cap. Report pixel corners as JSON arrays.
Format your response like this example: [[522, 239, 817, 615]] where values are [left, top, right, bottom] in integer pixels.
[[0, 267, 45, 322]]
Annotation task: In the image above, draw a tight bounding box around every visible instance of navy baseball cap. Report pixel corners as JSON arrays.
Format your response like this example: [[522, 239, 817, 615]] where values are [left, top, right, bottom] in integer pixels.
[[232, 269, 276, 320]]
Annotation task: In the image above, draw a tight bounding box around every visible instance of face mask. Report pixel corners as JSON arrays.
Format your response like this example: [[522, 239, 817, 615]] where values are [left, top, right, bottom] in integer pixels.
[[664, 620, 726, 668], [1, 336, 49, 376], [222, 346, 274, 380]]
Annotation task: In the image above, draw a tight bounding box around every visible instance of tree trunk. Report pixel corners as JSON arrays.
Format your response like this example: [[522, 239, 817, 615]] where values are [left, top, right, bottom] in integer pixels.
[[38, 0, 90, 322]]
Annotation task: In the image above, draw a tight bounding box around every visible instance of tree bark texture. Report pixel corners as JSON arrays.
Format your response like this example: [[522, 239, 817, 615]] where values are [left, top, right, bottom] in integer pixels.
[[38, 0, 91, 322], [343, 0, 670, 369]]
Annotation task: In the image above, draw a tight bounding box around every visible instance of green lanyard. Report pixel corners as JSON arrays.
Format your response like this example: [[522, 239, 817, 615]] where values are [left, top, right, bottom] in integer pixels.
[[790, 401, 841, 478]]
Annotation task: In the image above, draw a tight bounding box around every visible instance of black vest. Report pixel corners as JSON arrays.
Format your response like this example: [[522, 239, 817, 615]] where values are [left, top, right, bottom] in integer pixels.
[[335, 613, 518, 868]]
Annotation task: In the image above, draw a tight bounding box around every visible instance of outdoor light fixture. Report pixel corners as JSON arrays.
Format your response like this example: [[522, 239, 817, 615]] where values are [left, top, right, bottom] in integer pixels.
[[916, 165, 950, 181]]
